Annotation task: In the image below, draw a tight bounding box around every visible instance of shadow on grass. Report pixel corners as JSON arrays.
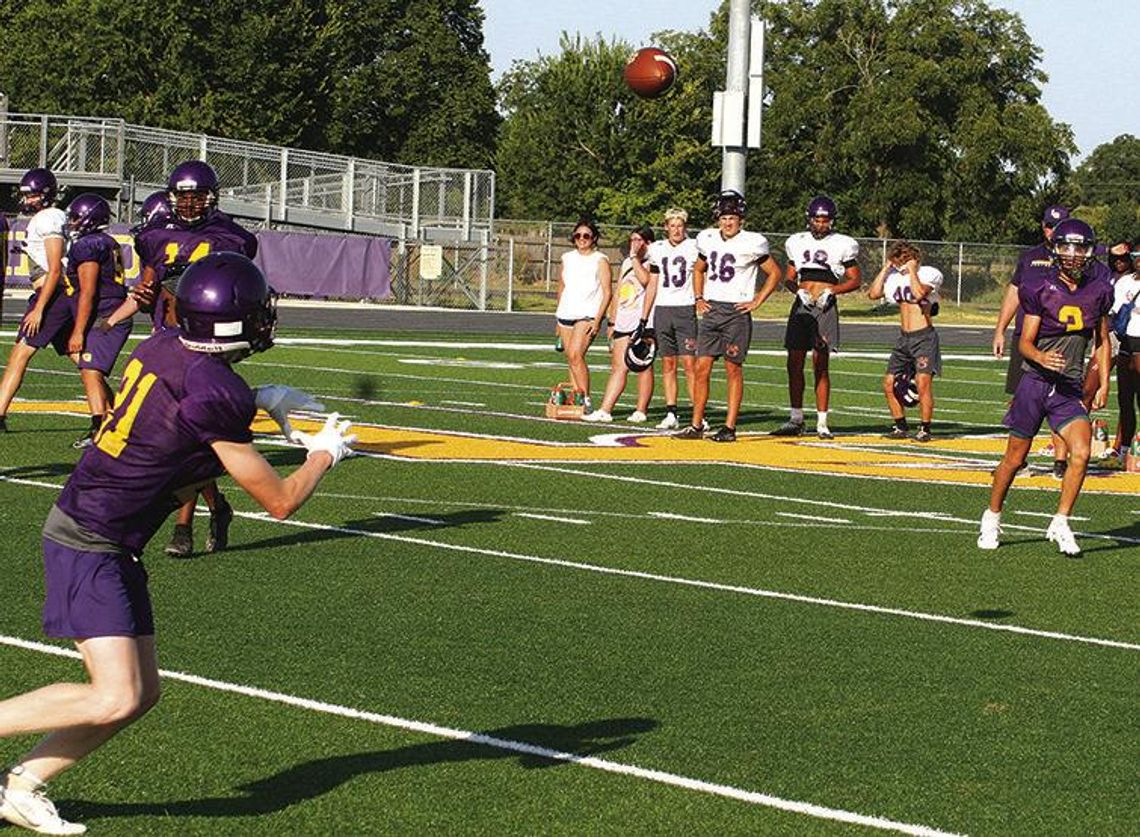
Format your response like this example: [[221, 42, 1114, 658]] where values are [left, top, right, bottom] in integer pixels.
[[69, 716, 659, 820], [217, 508, 508, 555]]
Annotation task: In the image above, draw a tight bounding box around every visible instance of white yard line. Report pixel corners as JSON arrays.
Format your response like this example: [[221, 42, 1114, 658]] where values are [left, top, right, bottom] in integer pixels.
[[374, 512, 446, 526], [775, 511, 853, 524], [0, 634, 960, 836]]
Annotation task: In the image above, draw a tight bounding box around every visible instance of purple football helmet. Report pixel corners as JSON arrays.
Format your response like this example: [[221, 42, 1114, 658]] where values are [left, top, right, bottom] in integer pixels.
[[806, 195, 837, 238], [65, 193, 112, 240], [176, 252, 276, 358], [18, 167, 58, 213], [893, 365, 920, 408], [167, 159, 219, 224], [624, 330, 657, 372], [132, 190, 174, 235], [712, 189, 746, 219], [1050, 218, 1097, 279]]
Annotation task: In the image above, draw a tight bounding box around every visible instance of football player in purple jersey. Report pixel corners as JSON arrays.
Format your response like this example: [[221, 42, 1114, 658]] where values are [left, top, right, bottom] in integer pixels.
[[992, 205, 1070, 476], [103, 162, 259, 558], [0, 254, 354, 836], [979, 219, 1113, 556], [61, 194, 134, 449], [0, 168, 72, 434]]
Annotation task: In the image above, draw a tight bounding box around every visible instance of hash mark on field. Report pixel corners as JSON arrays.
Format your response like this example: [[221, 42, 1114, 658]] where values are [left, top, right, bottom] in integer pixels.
[[0, 634, 962, 837], [775, 512, 852, 524], [650, 511, 726, 524], [515, 512, 591, 525]]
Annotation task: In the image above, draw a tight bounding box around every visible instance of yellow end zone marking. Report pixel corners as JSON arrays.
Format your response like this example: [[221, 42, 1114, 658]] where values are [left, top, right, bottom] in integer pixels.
[[14, 402, 1139, 495]]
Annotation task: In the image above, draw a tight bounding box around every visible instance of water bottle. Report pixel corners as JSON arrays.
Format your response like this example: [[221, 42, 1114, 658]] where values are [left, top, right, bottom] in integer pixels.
[[554, 335, 564, 353]]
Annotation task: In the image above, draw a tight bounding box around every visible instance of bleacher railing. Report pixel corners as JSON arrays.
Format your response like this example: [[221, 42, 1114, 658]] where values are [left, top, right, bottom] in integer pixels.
[[0, 111, 494, 243]]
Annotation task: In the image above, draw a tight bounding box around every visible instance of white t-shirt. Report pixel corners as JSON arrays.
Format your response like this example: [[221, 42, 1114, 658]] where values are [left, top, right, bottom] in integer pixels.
[[882, 264, 943, 309], [556, 250, 609, 321], [695, 228, 771, 303], [783, 231, 859, 284], [1111, 272, 1140, 338], [612, 256, 652, 333], [24, 207, 68, 276], [646, 237, 699, 307]]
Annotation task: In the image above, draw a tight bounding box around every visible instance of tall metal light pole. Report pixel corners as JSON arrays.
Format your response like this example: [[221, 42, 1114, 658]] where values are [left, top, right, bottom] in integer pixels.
[[711, 0, 764, 197]]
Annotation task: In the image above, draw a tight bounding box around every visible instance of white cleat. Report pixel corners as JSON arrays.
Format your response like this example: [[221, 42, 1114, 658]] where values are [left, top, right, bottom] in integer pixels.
[[977, 510, 1001, 550], [626, 410, 648, 423], [1046, 517, 1081, 556], [0, 785, 87, 835], [582, 409, 612, 423], [656, 413, 679, 430]]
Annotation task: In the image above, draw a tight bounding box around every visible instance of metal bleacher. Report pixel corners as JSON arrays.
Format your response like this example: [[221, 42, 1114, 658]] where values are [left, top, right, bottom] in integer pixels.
[[0, 104, 495, 243]]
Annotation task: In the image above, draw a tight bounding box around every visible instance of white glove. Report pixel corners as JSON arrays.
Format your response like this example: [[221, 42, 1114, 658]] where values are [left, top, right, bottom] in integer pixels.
[[796, 288, 814, 308], [254, 385, 324, 439], [289, 413, 356, 467], [817, 288, 833, 308]]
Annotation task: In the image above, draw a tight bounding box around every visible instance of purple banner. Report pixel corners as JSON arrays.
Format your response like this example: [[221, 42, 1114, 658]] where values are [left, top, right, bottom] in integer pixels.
[[2, 220, 393, 300], [252, 230, 392, 300]]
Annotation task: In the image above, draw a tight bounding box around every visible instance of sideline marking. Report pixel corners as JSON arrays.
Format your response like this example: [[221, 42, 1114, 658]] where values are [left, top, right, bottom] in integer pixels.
[[0, 634, 959, 837]]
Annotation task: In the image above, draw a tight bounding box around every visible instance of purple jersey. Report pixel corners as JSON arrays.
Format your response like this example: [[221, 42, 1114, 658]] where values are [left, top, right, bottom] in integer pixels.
[[1009, 243, 1054, 335], [53, 329, 256, 553], [136, 212, 258, 328], [1018, 267, 1113, 383], [63, 231, 126, 316], [136, 212, 258, 282]]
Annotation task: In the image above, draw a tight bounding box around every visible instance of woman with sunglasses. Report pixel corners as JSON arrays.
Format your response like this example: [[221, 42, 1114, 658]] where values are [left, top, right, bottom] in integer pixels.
[[1109, 242, 1140, 458], [555, 218, 611, 408]]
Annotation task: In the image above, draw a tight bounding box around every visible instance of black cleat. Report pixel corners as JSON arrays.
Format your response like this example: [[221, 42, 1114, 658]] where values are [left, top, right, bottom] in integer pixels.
[[205, 493, 234, 553], [883, 427, 909, 440], [0, 416, 7, 433], [673, 424, 704, 440], [165, 524, 194, 558], [708, 425, 737, 443], [770, 420, 804, 437], [1052, 460, 1068, 480]]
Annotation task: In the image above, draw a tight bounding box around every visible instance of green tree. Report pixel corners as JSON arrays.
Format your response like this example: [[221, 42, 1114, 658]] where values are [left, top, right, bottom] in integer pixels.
[[0, 0, 498, 169], [1071, 135, 1140, 243], [494, 0, 1073, 242]]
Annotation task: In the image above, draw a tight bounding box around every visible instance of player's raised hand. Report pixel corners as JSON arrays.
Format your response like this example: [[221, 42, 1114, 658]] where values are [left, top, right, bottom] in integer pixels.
[[290, 413, 356, 467], [254, 385, 324, 439]]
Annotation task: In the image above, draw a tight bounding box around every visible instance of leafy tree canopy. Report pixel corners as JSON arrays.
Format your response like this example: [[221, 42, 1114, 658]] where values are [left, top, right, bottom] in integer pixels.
[[0, 0, 499, 169], [495, 0, 1074, 243]]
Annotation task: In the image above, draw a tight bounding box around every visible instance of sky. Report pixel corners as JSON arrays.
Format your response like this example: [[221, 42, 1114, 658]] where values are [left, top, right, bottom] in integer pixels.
[[479, 0, 1139, 163]]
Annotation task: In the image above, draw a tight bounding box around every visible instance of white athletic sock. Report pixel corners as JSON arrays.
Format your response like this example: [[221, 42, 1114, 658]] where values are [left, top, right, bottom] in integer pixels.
[[790, 408, 804, 424], [816, 410, 829, 429]]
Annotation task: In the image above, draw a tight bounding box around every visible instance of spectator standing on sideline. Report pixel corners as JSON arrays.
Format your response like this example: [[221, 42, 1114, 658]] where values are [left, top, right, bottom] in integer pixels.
[[0, 254, 354, 837], [868, 241, 944, 442], [554, 218, 611, 411], [674, 190, 782, 443], [1110, 242, 1140, 457], [584, 225, 657, 423], [772, 196, 862, 440], [644, 207, 700, 430]]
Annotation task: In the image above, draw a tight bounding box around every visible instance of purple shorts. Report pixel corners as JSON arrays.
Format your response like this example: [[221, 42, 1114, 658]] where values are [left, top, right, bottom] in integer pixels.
[[16, 291, 73, 354], [1002, 372, 1088, 439], [77, 320, 132, 373], [42, 539, 154, 639]]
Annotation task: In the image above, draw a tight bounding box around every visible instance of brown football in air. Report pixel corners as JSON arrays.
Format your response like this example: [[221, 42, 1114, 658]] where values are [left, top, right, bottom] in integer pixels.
[[623, 47, 677, 99]]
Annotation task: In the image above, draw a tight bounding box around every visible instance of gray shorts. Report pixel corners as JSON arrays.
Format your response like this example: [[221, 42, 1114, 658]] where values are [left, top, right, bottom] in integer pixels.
[[654, 305, 698, 357], [784, 297, 840, 352], [1004, 338, 1024, 395], [887, 326, 941, 377], [697, 301, 752, 363]]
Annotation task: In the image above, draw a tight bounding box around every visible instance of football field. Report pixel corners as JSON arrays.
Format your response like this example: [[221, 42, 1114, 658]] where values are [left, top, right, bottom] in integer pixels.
[[0, 320, 1136, 836]]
